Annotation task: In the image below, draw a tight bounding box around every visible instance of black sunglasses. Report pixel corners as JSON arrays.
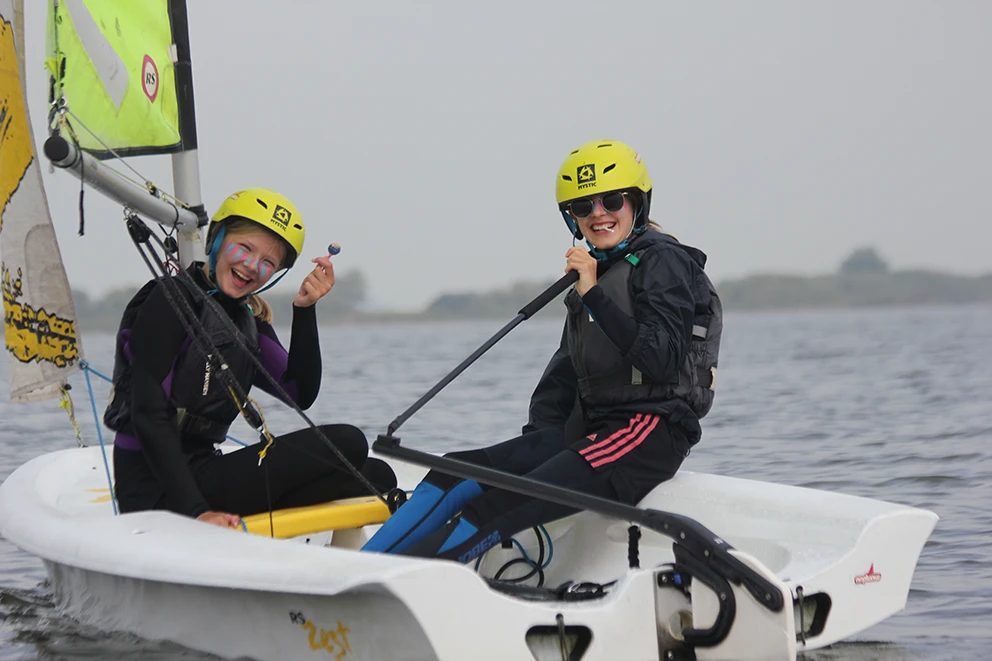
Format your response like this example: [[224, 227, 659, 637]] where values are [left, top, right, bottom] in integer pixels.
[[567, 191, 628, 219]]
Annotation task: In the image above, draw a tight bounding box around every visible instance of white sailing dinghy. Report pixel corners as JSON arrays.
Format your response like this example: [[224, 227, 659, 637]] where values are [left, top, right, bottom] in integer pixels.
[[0, 2, 937, 660]]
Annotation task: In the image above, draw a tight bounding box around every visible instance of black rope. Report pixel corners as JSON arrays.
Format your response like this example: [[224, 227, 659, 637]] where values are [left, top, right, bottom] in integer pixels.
[[169, 265, 387, 503], [492, 527, 546, 586], [158, 222, 180, 274], [126, 217, 257, 424], [129, 216, 385, 498], [77, 150, 84, 236], [124, 214, 388, 507], [130, 218, 382, 498]]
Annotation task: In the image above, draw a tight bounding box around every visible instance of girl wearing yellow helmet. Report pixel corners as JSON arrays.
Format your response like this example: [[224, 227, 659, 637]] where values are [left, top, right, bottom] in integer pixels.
[[104, 189, 395, 528], [364, 140, 722, 562]]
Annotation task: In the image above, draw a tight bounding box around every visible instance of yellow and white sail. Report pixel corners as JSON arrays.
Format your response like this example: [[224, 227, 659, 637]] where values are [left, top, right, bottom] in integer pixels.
[[2, 0, 83, 401], [47, 0, 187, 158], [41, 0, 206, 263]]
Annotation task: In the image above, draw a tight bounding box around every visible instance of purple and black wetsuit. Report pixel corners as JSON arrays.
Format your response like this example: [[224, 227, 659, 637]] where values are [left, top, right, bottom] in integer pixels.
[[108, 266, 395, 518]]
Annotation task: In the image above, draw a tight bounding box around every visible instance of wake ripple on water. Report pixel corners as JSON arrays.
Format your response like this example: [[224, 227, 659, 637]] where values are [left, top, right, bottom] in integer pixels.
[[0, 585, 227, 661]]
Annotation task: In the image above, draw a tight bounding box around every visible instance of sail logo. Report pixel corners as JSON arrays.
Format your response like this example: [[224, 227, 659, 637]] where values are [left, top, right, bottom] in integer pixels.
[[577, 164, 597, 189], [0, 17, 33, 234], [854, 563, 882, 585], [142, 55, 159, 103], [271, 205, 292, 228], [2, 265, 79, 368]]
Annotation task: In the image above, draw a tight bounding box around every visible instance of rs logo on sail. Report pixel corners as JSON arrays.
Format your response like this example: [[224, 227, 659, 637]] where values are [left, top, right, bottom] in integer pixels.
[[142, 55, 160, 103]]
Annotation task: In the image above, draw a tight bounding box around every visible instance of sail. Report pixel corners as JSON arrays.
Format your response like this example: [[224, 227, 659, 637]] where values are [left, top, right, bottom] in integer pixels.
[[2, 0, 84, 401], [47, 0, 196, 159]]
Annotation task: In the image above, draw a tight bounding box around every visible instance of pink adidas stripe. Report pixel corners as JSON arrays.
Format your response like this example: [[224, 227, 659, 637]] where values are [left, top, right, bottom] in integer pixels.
[[579, 414, 643, 456], [590, 415, 661, 468], [583, 414, 654, 462]]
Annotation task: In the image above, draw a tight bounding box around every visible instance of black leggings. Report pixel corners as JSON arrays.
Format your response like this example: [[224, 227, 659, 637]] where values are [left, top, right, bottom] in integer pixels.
[[402, 428, 619, 560], [115, 424, 397, 517], [403, 414, 685, 562]]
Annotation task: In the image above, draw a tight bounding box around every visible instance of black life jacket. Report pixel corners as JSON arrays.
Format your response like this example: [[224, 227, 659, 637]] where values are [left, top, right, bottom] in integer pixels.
[[103, 265, 260, 448], [564, 233, 722, 419]]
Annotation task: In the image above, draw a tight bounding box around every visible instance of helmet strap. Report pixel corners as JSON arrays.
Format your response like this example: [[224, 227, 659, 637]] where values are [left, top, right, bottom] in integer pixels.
[[205, 270, 287, 301], [207, 224, 227, 283], [560, 209, 582, 239], [247, 269, 290, 297]]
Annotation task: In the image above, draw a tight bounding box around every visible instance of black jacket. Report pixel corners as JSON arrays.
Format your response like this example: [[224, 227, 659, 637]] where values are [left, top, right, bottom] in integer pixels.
[[524, 230, 716, 438], [107, 264, 322, 517]]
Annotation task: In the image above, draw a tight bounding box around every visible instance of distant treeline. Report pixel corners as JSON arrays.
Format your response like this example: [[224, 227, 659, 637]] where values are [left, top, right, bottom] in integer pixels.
[[718, 270, 992, 310], [717, 248, 992, 310], [71, 248, 992, 330]]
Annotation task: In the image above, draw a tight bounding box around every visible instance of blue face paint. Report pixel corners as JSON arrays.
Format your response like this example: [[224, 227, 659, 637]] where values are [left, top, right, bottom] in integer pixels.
[[224, 241, 279, 283]]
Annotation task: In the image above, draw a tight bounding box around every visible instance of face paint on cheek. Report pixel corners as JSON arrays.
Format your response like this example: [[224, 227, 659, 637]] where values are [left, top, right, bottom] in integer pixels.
[[231, 253, 259, 273], [260, 263, 272, 279]]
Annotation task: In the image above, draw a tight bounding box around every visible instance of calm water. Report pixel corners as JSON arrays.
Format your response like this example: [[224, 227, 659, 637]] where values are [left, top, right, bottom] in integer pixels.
[[1, 305, 990, 660]]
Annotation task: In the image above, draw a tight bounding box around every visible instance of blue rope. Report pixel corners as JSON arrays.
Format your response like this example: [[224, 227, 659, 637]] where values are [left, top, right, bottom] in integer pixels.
[[539, 524, 553, 568], [80, 361, 117, 515], [81, 362, 112, 383], [509, 538, 537, 568], [513, 526, 554, 569]]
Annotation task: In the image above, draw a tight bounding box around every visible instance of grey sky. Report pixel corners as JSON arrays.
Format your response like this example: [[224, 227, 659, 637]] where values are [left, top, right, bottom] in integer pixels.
[[20, 1, 992, 311]]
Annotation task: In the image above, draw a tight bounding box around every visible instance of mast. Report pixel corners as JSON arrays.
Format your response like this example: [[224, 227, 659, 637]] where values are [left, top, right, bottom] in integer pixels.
[[167, 0, 206, 267]]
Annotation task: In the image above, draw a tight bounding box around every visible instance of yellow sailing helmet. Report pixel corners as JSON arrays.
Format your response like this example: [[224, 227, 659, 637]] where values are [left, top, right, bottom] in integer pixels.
[[208, 188, 305, 268], [555, 139, 652, 239]]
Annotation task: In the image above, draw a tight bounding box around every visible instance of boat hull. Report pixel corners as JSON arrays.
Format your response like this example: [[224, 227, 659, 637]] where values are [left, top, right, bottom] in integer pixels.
[[0, 446, 937, 661]]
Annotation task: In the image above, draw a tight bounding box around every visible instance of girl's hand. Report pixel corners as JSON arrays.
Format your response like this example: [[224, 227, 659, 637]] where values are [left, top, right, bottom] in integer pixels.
[[294, 256, 335, 307], [565, 246, 598, 297], [196, 510, 242, 529]]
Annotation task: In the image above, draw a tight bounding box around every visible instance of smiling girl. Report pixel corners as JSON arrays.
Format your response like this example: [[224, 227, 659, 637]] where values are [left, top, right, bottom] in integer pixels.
[[363, 140, 722, 562], [104, 188, 395, 528]]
